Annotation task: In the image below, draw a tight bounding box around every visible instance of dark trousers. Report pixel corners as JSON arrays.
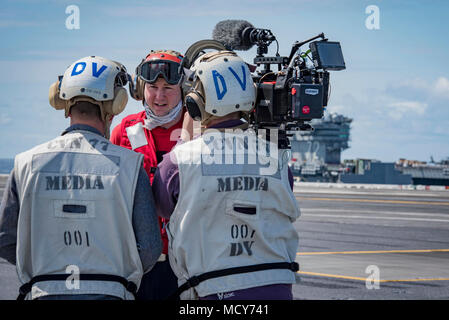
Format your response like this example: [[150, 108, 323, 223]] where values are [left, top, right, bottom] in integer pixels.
[[136, 258, 179, 300]]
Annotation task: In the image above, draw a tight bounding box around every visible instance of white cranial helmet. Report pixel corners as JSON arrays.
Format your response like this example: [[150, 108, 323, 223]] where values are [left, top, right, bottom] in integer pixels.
[[61, 56, 127, 101], [49, 56, 129, 137], [185, 51, 256, 126]]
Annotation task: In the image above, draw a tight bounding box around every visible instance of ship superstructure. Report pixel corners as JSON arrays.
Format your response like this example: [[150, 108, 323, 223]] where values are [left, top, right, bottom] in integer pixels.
[[289, 112, 449, 186], [289, 112, 352, 182]]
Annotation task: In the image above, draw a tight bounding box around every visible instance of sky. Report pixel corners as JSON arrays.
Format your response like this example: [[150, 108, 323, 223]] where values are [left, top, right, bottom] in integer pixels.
[[0, 0, 448, 163]]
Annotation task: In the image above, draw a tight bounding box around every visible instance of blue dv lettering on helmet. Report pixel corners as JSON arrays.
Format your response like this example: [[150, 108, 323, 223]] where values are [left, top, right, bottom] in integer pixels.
[[71, 61, 108, 78], [212, 64, 248, 101]]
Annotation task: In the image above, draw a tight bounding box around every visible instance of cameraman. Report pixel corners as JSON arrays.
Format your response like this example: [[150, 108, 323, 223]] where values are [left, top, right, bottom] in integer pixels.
[[153, 50, 300, 300]]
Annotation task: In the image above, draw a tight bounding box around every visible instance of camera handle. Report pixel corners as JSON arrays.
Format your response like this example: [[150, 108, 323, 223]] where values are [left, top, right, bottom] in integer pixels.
[[288, 33, 327, 63]]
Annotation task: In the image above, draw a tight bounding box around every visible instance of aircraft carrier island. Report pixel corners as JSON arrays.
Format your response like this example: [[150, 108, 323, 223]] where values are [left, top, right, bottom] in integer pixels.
[[289, 112, 449, 187], [290, 112, 352, 183]]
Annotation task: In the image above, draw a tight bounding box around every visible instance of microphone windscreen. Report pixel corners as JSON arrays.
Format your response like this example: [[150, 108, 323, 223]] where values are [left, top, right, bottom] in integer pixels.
[[212, 19, 254, 51]]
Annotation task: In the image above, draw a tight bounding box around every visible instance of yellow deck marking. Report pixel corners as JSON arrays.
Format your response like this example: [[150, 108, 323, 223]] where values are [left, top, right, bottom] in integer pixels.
[[295, 196, 449, 206], [297, 271, 367, 281], [297, 248, 449, 255], [296, 249, 449, 282], [297, 271, 449, 282]]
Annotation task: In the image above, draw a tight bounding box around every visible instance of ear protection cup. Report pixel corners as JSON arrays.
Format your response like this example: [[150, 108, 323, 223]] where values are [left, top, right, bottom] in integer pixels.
[[135, 76, 145, 101], [128, 59, 145, 101], [103, 87, 128, 116], [49, 81, 67, 110], [184, 77, 221, 126], [184, 89, 221, 127], [184, 75, 206, 121], [129, 74, 145, 101], [184, 92, 203, 121]]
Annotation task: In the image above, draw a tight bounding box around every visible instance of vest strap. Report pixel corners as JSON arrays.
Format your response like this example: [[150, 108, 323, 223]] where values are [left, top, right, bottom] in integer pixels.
[[17, 274, 138, 300], [168, 261, 299, 300]]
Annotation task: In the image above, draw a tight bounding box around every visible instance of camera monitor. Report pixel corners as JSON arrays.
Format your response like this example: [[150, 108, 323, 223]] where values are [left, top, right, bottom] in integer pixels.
[[309, 41, 346, 71]]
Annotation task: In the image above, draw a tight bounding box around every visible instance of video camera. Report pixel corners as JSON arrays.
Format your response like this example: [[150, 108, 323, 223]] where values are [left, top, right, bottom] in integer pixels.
[[212, 20, 346, 133], [181, 20, 346, 148]]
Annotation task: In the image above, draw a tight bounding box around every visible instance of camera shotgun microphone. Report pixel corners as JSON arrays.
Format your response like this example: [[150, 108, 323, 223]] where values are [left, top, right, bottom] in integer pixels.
[[212, 19, 255, 51], [213, 19, 277, 51]]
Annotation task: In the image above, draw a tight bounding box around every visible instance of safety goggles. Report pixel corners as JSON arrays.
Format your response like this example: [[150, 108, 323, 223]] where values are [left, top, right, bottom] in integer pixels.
[[137, 59, 182, 85]]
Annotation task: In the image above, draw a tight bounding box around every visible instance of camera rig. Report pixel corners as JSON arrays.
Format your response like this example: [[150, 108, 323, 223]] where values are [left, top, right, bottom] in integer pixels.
[[181, 24, 346, 149]]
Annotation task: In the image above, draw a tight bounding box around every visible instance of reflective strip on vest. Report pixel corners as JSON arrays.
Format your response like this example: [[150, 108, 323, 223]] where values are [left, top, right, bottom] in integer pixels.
[[125, 122, 148, 150]]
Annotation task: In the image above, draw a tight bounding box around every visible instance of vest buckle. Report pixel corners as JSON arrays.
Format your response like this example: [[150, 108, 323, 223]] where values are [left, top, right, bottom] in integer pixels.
[[290, 262, 300, 272], [186, 275, 200, 288], [19, 283, 32, 296], [126, 281, 137, 293]]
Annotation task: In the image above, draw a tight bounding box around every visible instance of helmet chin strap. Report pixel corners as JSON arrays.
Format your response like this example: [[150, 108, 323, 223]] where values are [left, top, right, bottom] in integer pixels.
[[103, 114, 113, 139], [143, 100, 183, 130]]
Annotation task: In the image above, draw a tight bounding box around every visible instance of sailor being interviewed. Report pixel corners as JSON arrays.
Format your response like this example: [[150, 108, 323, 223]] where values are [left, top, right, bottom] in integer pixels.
[[152, 50, 300, 300], [109, 49, 193, 300], [0, 56, 162, 300]]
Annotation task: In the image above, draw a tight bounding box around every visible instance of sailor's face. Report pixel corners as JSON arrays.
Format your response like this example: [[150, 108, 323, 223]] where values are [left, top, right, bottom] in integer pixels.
[[144, 78, 182, 117]]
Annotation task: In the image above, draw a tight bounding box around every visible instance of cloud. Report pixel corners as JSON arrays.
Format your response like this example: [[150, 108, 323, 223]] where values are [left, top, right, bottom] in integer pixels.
[[433, 77, 449, 99], [0, 113, 12, 125], [329, 74, 449, 162], [388, 76, 449, 101], [387, 101, 428, 119], [325, 104, 346, 114], [379, 76, 449, 121]]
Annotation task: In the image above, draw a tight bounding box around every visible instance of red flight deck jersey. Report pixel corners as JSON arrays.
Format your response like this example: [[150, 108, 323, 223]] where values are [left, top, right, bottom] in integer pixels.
[[110, 110, 184, 254]]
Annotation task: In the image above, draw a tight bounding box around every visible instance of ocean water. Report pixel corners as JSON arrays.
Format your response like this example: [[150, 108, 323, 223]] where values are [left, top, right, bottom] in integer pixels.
[[0, 159, 14, 174]]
